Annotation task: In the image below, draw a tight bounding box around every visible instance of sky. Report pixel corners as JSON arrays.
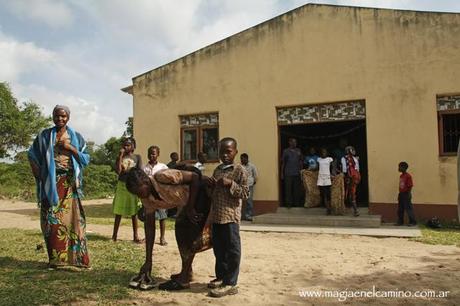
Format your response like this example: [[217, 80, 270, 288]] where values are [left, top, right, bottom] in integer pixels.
[[1, 0, 459, 145]]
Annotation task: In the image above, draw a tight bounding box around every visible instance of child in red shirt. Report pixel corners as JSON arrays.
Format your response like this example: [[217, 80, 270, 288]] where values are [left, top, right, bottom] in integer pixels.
[[397, 162, 417, 226]]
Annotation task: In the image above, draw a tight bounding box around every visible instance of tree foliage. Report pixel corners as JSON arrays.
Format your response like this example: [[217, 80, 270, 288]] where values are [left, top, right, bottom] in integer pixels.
[[82, 164, 118, 199], [0, 159, 36, 200], [0, 83, 51, 158], [89, 137, 123, 167], [124, 116, 133, 137]]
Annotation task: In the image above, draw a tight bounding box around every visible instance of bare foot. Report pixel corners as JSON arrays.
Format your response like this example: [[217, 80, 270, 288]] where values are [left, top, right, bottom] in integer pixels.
[[133, 238, 145, 244]]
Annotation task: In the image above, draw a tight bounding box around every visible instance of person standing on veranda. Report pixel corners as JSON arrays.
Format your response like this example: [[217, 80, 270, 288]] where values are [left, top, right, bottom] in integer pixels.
[[281, 138, 303, 207]]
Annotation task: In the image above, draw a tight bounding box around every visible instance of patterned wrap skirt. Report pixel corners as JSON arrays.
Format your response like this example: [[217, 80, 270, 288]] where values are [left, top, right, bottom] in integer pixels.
[[40, 170, 90, 267]]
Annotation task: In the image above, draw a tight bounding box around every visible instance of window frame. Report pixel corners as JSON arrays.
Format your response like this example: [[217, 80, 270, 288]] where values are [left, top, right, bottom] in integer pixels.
[[180, 124, 219, 163], [180, 127, 199, 162], [437, 109, 460, 156]]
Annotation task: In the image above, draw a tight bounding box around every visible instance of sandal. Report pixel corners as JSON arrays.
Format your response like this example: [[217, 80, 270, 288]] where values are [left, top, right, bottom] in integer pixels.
[[138, 274, 157, 291], [160, 238, 168, 246], [158, 279, 190, 291], [129, 275, 143, 289]]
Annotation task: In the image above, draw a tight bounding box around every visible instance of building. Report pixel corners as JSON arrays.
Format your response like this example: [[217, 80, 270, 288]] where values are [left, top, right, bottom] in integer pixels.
[[122, 4, 460, 222]]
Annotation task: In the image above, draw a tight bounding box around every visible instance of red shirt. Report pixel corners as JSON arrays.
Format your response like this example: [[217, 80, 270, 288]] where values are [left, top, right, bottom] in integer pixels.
[[399, 172, 413, 193]]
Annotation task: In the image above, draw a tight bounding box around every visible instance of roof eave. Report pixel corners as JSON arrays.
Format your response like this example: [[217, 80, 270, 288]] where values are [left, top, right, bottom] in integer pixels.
[[121, 85, 133, 95]]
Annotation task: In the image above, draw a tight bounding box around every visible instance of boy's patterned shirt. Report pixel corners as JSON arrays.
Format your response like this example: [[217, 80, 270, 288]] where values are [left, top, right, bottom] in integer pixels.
[[210, 163, 249, 224]]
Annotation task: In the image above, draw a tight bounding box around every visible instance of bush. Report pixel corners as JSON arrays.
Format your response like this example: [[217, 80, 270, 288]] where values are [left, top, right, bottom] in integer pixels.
[[0, 161, 36, 200], [82, 164, 117, 199], [0, 162, 117, 201]]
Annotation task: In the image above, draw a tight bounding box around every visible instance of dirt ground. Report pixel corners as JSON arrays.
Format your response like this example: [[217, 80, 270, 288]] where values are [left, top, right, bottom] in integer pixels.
[[1, 199, 459, 305]]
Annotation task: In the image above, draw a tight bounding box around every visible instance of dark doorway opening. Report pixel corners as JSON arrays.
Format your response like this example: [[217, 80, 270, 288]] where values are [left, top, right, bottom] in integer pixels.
[[279, 119, 369, 206]]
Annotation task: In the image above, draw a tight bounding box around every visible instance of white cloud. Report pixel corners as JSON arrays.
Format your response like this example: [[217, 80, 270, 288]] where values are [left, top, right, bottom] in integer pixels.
[[12, 83, 124, 144], [1, 0, 74, 28], [1, 0, 459, 147], [0, 31, 55, 81]]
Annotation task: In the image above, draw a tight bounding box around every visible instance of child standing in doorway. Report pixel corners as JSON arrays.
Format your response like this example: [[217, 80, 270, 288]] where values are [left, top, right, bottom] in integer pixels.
[[112, 137, 143, 243], [317, 148, 333, 215], [143, 145, 169, 245], [397, 162, 417, 226]]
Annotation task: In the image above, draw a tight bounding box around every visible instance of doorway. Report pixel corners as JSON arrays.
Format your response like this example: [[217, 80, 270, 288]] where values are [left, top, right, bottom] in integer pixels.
[[278, 119, 369, 206]]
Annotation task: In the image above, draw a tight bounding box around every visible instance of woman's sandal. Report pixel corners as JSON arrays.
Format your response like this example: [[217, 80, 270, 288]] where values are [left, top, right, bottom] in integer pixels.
[[158, 279, 190, 291], [138, 274, 157, 291], [129, 275, 143, 289]]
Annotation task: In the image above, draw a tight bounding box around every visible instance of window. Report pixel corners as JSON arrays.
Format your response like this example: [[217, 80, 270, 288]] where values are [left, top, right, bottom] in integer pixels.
[[180, 113, 219, 161], [437, 95, 460, 155], [182, 129, 197, 160]]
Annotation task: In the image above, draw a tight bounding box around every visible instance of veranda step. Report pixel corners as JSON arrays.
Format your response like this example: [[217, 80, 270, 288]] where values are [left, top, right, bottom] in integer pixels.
[[253, 212, 381, 228], [276, 207, 370, 215]]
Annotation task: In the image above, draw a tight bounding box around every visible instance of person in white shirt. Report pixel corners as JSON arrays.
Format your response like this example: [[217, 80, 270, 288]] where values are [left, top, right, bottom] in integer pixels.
[[143, 145, 169, 245], [240, 153, 258, 221], [317, 148, 334, 215], [194, 152, 207, 172]]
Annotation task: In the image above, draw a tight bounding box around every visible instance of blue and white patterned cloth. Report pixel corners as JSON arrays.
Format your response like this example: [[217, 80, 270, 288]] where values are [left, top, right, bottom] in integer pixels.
[[28, 126, 90, 207]]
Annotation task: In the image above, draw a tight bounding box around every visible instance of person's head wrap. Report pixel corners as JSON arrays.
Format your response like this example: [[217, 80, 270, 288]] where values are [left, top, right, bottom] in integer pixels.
[[345, 146, 355, 154], [53, 105, 71, 116]]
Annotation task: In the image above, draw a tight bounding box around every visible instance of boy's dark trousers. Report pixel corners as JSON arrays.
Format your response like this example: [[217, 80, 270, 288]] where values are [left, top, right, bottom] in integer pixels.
[[398, 192, 416, 224], [212, 222, 241, 286]]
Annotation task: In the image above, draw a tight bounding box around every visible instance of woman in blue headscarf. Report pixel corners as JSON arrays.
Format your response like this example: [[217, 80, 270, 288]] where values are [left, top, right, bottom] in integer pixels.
[[28, 105, 90, 269]]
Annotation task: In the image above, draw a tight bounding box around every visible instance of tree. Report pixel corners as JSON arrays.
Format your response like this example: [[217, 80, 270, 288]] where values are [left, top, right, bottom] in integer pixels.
[[124, 116, 133, 137], [0, 83, 51, 158], [89, 137, 122, 167]]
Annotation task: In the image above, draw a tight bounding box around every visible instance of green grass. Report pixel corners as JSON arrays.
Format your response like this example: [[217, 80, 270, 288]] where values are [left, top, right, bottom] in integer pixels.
[[24, 202, 176, 230], [412, 223, 460, 247], [0, 229, 148, 305]]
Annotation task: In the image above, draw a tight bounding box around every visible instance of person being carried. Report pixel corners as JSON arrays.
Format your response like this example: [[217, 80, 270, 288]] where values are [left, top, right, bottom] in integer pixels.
[[317, 148, 334, 215], [397, 161, 417, 226], [143, 145, 169, 246], [206, 137, 249, 298], [125, 165, 209, 290]]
